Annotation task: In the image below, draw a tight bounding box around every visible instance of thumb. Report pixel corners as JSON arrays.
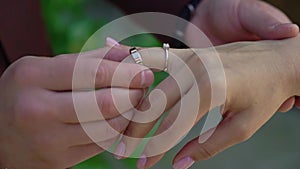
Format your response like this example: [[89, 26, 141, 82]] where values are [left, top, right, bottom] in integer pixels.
[[239, 0, 299, 40], [172, 110, 259, 169]]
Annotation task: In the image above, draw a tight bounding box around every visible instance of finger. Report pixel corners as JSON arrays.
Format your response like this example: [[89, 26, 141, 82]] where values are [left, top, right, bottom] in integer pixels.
[[139, 80, 215, 168], [172, 108, 271, 169], [114, 75, 182, 159], [136, 154, 163, 169], [53, 88, 143, 123], [65, 111, 133, 146], [137, 89, 195, 169], [123, 47, 193, 73], [105, 37, 121, 48], [65, 136, 118, 168], [65, 143, 104, 168], [278, 96, 295, 113], [105, 37, 132, 51], [239, 0, 299, 40], [115, 74, 191, 158], [118, 49, 220, 159], [31, 56, 153, 90], [57, 45, 130, 62]]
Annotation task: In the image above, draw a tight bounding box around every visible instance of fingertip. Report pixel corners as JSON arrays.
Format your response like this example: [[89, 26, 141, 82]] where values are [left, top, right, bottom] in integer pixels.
[[137, 154, 147, 169], [114, 141, 126, 160], [141, 69, 154, 87], [173, 156, 195, 169], [106, 37, 120, 47], [278, 97, 295, 113], [268, 23, 299, 39], [130, 68, 154, 88]]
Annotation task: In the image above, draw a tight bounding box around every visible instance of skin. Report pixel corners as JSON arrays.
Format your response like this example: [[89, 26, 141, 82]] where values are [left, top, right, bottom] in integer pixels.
[[117, 36, 300, 169], [116, 0, 300, 168], [0, 45, 154, 169], [186, 0, 300, 113], [1, 0, 298, 168], [170, 37, 300, 168]]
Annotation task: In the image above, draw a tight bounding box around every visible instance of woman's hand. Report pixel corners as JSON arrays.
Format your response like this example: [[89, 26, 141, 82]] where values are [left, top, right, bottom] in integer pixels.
[[186, 0, 299, 47], [117, 36, 300, 168], [0, 44, 154, 169], [171, 38, 300, 169]]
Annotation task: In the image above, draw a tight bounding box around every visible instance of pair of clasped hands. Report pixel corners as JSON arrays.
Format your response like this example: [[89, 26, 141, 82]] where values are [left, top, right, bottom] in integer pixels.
[[1, 0, 300, 169]]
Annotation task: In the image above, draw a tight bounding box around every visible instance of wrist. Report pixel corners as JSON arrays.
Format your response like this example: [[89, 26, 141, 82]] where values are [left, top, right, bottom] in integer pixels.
[[275, 36, 300, 95], [214, 40, 297, 99]]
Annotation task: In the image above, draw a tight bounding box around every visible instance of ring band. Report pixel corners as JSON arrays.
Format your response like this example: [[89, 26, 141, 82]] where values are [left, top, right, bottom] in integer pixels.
[[163, 43, 170, 72], [130, 47, 144, 65]]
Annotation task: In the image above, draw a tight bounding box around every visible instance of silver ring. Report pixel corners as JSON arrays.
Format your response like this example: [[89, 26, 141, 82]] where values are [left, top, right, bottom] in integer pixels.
[[163, 43, 170, 72], [130, 47, 143, 65]]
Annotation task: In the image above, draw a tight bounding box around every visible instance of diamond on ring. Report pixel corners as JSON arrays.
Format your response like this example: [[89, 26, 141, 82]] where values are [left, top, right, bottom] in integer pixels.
[[130, 47, 144, 65]]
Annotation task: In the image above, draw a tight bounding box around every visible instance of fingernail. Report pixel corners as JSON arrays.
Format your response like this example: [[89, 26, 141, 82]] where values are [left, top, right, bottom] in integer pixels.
[[269, 23, 281, 30], [173, 157, 195, 169], [106, 37, 120, 47], [114, 142, 125, 159], [141, 70, 154, 87], [270, 23, 299, 30], [137, 154, 147, 169]]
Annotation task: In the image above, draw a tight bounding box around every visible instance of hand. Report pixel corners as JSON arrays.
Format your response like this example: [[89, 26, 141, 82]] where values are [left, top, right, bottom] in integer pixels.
[[116, 37, 300, 168], [186, 0, 299, 116], [186, 0, 299, 47], [0, 44, 154, 169], [170, 38, 300, 169]]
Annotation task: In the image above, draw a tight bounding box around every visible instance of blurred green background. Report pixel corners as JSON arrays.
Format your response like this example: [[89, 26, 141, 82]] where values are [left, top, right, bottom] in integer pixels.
[[41, 0, 300, 169]]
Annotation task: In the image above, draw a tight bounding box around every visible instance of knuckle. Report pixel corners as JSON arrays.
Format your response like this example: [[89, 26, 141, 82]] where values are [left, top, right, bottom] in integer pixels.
[[33, 135, 55, 151], [213, 73, 226, 90], [9, 56, 38, 84], [127, 66, 139, 81], [96, 63, 110, 87], [234, 122, 253, 142], [98, 91, 117, 118], [14, 94, 49, 129], [108, 116, 128, 133], [196, 145, 215, 160]]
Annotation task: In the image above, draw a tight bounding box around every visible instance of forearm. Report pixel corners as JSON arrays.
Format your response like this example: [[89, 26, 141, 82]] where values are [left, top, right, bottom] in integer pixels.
[[213, 36, 300, 98]]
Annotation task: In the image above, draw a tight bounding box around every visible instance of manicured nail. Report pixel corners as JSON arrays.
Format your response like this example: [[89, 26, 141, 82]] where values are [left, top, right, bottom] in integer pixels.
[[269, 23, 281, 30], [270, 23, 299, 30], [106, 37, 120, 47], [114, 142, 125, 159], [137, 154, 147, 169], [173, 157, 195, 169], [141, 70, 154, 87]]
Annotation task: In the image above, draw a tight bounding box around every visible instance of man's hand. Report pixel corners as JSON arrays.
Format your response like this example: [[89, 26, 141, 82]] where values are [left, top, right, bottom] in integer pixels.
[[186, 0, 299, 116], [0, 44, 154, 169], [185, 0, 299, 47]]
